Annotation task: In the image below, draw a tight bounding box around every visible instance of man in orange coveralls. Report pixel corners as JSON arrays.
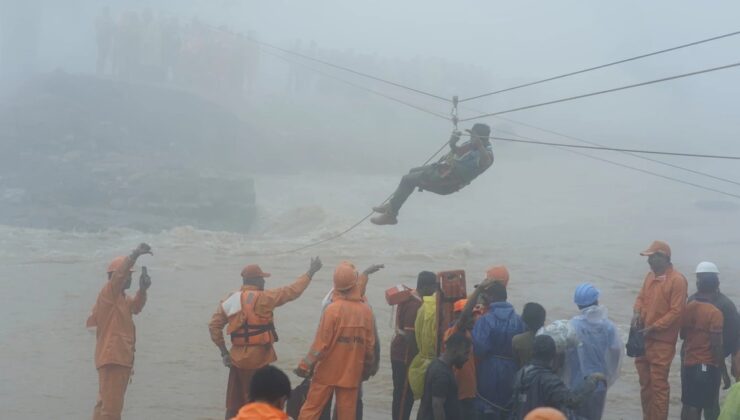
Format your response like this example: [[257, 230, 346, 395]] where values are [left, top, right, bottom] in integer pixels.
[[87, 242, 153, 420], [444, 299, 478, 419], [296, 262, 377, 420], [632, 240, 688, 420], [209, 257, 323, 419], [232, 365, 293, 420]]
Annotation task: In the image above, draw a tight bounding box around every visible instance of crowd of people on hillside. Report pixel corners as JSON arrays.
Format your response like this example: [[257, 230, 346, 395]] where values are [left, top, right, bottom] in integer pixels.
[[87, 240, 740, 419], [94, 7, 259, 102], [93, 8, 492, 108]]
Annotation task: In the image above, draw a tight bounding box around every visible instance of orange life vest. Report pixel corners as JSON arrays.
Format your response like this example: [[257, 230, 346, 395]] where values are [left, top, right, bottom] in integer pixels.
[[228, 290, 278, 346]]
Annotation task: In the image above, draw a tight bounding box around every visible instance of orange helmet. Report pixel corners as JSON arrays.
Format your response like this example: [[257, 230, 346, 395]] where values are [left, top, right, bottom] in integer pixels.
[[486, 265, 510, 287], [453, 299, 467, 313], [524, 407, 566, 420], [107, 256, 134, 274], [333, 262, 358, 291]]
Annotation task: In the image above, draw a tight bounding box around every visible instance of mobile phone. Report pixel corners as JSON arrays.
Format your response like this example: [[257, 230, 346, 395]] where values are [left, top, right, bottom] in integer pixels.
[[141, 266, 148, 276]]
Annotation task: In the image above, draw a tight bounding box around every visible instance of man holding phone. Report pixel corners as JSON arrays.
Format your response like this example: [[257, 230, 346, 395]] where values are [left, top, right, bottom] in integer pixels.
[[87, 243, 153, 420]]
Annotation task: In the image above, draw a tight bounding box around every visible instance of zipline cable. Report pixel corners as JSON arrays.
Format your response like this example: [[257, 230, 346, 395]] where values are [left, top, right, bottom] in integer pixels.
[[251, 38, 452, 103], [259, 43, 740, 254], [491, 115, 740, 187], [269, 47, 740, 162], [483, 135, 740, 160], [461, 61, 740, 122], [496, 128, 740, 199], [263, 48, 451, 121], [460, 30, 740, 103]]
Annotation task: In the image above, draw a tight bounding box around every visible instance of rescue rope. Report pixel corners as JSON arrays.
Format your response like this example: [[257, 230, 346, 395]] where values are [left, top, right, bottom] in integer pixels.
[[274, 139, 451, 255], [459, 29, 740, 103], [460, 61, 740, 122]]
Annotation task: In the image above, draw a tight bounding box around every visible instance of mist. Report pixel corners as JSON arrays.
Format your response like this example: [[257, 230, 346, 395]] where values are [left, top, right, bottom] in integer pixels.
[[1, 1, 739, 419]]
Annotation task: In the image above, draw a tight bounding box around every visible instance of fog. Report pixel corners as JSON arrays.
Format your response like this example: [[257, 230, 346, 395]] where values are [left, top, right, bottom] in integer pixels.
[[1, 1, 739, 419]]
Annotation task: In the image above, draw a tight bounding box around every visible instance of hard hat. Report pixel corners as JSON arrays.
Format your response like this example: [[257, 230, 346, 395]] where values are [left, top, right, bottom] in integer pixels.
[[524, 407, 566, 420], [574, 283, 600, 306], [640, 240, 671, 257], [333, 262, 358, 291], [107, 256, 135, 274], [696, 261, 719, 274], [241, 264, 271, 279], [486, 265, 510, 287], [453, 299, 467, 313]]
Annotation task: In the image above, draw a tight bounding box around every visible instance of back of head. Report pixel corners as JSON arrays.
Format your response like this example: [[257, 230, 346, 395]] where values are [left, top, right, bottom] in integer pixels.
[[697, 273, 719, 293], [333, 262, 359, 292], [522, 302, 546, 332], [249, 365, 291, 404], [417, 270, 437, 295], [445, 331, 471, 351], [532, 334, 556, 363], [487, 281, 507, 302]]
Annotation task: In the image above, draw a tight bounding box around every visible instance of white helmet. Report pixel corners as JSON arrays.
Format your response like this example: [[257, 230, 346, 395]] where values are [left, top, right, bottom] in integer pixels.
[[696, 261, 720, 274]]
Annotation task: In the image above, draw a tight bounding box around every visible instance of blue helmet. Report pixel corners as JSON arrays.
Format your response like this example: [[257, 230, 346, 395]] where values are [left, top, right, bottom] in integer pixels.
[[574, 283, 600, 307]]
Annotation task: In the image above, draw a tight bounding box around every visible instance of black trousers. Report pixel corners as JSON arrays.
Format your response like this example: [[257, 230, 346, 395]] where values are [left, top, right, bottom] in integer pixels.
[[392, 360, 414, 420], [388, 165, 460, 216]]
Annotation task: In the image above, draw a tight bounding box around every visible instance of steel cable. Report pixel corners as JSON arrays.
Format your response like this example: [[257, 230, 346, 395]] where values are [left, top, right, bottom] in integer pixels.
[[460, 30, 740, 102]]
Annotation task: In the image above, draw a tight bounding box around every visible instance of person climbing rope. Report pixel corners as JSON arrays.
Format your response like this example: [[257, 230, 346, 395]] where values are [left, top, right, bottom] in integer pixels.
[[371, 123, 494, 225]]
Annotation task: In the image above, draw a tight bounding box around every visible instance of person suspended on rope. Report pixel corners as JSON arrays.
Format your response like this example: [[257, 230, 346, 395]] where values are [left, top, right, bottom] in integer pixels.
[[371, 123, 494, 225]]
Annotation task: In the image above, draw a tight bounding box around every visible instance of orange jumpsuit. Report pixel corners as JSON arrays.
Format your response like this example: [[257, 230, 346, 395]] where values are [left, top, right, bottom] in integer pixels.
[[443, 325, 477, 400], [209, 274, 312, 415], [633, 266, 687, 420], [87, 256, 147, 420], [231, 402, 289, 420], [298, 288, 376, 420]]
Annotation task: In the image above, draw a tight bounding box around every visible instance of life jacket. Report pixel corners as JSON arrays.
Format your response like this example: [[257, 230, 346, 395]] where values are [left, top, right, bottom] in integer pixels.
[[224, 290, 278, 346]]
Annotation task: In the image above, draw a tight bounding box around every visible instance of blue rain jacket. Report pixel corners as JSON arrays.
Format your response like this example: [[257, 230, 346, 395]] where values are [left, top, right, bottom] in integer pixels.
[[565, 305, 623, 389], [472, 301, 525, 414]]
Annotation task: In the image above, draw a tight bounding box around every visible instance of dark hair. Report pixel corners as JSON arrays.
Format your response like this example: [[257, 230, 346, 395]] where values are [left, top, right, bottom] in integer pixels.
[[697, 273, 719, 293], [417, 271, 437, 288], [488, 281, 507, 302], [445, 332, 471, 351], [248, 365, 291, 403], [532, 334, 556, 362], [522, 302, 546, 332]]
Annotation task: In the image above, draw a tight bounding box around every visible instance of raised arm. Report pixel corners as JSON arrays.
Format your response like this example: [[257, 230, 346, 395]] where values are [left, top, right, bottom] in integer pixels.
[[259, 257, 322, 311], [107, 243, 152, 298]]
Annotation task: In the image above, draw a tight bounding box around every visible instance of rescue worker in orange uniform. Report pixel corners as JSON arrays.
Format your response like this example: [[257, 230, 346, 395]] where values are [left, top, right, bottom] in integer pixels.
[[632, 240, 688, 420], [209, 257, 323, 419], [296, 262, 378, 420], [444, 299, 478, 419], [232, 365, 292, 420], [87, 243, 153, 420]]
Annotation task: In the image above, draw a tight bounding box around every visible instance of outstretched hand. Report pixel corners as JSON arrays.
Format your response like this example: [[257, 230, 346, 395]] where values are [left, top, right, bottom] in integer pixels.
[[308, 257, 323, 277], [133, 243, 153, 257]]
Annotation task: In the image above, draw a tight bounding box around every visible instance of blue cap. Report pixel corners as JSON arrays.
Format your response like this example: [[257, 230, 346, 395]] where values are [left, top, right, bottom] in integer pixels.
[[574, 283, 600, 306]]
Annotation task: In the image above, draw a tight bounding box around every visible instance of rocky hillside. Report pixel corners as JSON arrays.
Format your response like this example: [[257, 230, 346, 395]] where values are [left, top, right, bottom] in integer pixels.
[[0, 72, 256, 232]]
